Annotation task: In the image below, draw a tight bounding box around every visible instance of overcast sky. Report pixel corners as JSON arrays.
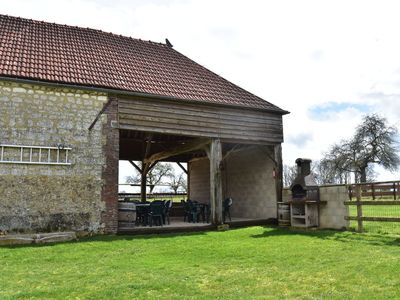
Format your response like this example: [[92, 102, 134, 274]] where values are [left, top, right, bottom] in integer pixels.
[[2, 0, 400, 182]]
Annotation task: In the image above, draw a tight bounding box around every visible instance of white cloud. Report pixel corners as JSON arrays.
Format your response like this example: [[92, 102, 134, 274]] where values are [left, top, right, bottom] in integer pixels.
[[2, 0, 400, 180]]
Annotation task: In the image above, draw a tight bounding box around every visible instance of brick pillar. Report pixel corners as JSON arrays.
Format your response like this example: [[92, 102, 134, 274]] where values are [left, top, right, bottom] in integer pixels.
[[101, 97, 119, 234]]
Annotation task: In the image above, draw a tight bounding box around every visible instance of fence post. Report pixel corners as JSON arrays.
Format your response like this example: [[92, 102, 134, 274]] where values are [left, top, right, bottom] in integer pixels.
[[371, 183, 375, 200], [356, 185, 363, 233], [348, 185, 353, 200]]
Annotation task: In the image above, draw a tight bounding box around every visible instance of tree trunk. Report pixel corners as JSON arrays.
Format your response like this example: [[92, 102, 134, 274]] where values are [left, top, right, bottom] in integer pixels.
[[360, 165, 367, 183]]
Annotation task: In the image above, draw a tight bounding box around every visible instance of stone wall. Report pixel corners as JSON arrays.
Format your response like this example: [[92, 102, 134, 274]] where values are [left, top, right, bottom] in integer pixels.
[[0, 80, 110, 234], [189, 146, 278, 220]]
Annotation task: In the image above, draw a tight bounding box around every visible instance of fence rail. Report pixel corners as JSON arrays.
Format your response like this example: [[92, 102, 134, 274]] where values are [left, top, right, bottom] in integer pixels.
[[345, 182, 400, 233], [348, 181, 400, 200]]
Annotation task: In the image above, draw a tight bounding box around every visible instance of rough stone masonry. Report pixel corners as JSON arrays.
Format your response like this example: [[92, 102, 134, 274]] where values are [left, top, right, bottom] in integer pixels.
[[0, 80, 114, 234]]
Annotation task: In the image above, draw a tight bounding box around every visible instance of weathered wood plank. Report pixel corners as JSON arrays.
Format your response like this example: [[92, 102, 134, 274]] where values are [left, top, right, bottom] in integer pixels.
[[345, 216, 400, 222], [362, 191, 398, 197], [118, 98, 282, 123], [118, 104, 283, 127], [344, 201, 400, 205], [274, 144, 282, 203], [209, 139, 223, 225], [117, 97, 284, 143], [119, 115, 281, 139], [356, 185, 363, 232], [118, 123, 283, 143], [118, 109, 282, 132]]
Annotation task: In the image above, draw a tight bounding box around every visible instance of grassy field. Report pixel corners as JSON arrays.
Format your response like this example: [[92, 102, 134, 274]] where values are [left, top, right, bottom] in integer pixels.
[[122, 195, 187, 203], [1, 226, 400, 299], [349, 205, 400, 235]]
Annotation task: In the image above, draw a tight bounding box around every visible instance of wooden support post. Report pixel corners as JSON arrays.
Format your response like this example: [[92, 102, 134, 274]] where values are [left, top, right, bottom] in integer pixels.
[[356, 184, 363, 233], [371, 183, 375, 200], [187, 162, 191, 200], [274, 144, 283, 203], [209, 139, 223, 225], [140, 167, 147, 203], [140, 134, 153, 203]]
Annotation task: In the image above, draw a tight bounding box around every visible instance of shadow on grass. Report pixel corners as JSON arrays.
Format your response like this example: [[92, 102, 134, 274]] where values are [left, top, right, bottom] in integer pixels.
[[251, 226, 400, 247], [0, 230, 213, 249], [4, 225, 400, 249]]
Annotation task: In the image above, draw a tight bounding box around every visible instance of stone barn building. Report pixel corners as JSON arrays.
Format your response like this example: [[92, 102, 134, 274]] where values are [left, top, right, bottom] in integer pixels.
[[0, 15, 288, 234]]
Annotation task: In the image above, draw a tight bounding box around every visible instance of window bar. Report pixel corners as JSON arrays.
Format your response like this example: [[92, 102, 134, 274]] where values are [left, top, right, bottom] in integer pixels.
[[39, 148, 42, 163], [1, 146, 3, 161], [48, 148, 51, 163], [29, 148, 33, 162], [65, 149, 69, 164], [20, 147, 23, 162], [57, 148, 60, 163]]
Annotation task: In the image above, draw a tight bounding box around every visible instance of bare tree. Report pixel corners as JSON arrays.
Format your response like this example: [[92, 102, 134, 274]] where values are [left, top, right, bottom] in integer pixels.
[[353, 114, 399, 182], [321, 114, 399, 183], [283, 164, 297, 187], [126, 162, 174, 193], [168, 172, 187, 194]]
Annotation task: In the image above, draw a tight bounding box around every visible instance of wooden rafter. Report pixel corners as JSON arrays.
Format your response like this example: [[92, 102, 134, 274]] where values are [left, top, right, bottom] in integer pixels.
[[144, 138, 210, 164], [147, 160, 159, 173], [128, 160, 142, 173]]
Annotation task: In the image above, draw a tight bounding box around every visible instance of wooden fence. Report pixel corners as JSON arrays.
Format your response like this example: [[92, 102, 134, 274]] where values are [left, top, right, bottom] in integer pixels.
[[348, 181, 400, 200], [345, 181, 400, 232]]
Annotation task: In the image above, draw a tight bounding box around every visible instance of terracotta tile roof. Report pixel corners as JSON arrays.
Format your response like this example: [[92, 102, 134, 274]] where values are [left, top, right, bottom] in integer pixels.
[[0, 14, 286, 112]]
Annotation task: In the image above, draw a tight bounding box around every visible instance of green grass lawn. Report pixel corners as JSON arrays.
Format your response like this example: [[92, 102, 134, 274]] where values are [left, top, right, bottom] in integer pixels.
[[1, 227, 400, 299], [349, 205, 400, 235]]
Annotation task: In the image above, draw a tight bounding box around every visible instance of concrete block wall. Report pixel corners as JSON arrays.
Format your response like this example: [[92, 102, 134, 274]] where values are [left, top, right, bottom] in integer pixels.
[[224, 146, 277, 219], [189, 146, 278, 220], [319, 185, 349, 230], [0, 80, 110, 234], [282, 185, 349, 230], [188, 158, 210, 203]]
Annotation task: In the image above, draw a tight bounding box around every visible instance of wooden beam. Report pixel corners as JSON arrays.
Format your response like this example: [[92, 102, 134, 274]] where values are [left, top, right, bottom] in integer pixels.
[[210, 138, 223, 225], [143, 133, 153, 162], [128, 160, 142, 173], [356, 185, 363, 232], [274, 144, 283, 203], [88, 97, 113, 131], [140, 170, 147, 203], [177, 162, 188, 174], [345, 216, 400, 222], [144, 138, 210, 164], [344, 200, 400, 205], [266, 149, 278, 166], [141, 134, 153, 202], [147, 161, 159, 174], [187, 162, 191, 199]]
